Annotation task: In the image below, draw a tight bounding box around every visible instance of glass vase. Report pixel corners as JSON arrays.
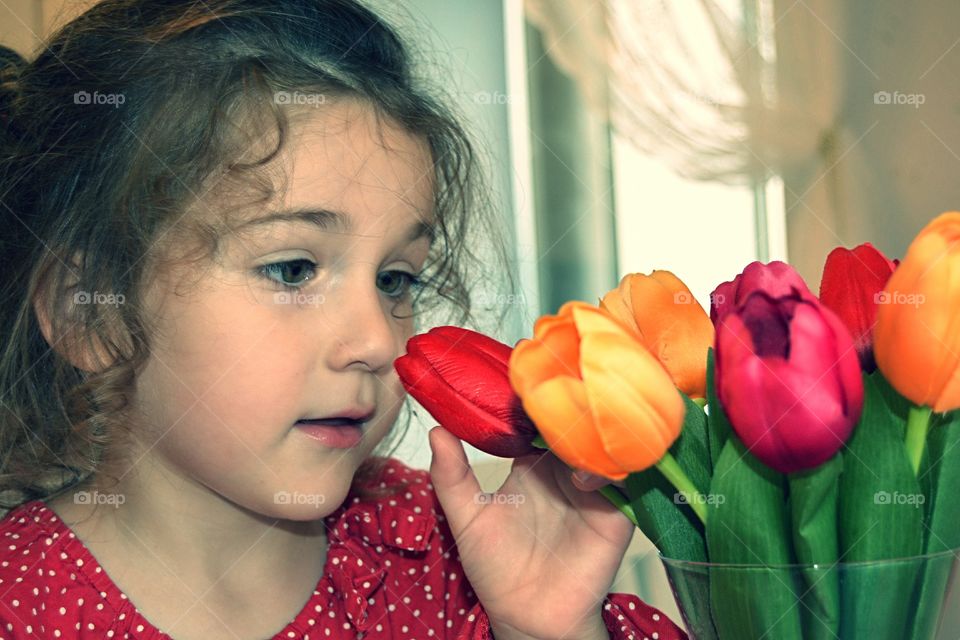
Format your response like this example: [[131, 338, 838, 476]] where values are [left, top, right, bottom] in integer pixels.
[[659, 548, 960, 640]]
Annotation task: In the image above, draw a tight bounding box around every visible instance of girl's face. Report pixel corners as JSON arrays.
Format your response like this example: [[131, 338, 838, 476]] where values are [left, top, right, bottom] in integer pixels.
[[130, 99, 434, 520]]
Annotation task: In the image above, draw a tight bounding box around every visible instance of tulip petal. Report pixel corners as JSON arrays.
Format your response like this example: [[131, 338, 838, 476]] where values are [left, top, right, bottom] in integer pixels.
[[819, 243, 896, 369], [631, 272, 714, 397], [805, 299, 866, 418], [521, 375, 626, 479], [570, 302, 630, 337], [396, 330, 538, 457], [756, 358, 856, 471], [599, 276, 641, 338], [712, 261, 810, 324], [934, 360, 960, 413], [408, 332, 510, 407], [717, 304, 862, 473], [787, 301, 843, 384], [739, 293, 791, 358], [876, 231, 960, 408], [508, 321, 581, 398], [922, 250, 960, 406], [710, 279, 737, 324], [430, 326, 513, 368], [579, 330, 685, 472]]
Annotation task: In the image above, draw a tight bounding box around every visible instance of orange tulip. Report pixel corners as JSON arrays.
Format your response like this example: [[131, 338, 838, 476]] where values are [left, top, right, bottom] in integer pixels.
[[599, 270, 714, 398], [508, 301, 685, 480], [874, 211, 960, 412]]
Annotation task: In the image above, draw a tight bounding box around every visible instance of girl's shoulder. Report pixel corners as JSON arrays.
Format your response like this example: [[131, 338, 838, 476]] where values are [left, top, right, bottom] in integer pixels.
[[0, 500, 125, 638], [0, 499, 70, 565]]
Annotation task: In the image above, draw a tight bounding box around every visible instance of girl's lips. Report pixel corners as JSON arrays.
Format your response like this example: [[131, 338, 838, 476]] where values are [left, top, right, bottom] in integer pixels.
[[295, 419, 365, 448], [299, 418, 362, 426], [298, 407, 376, 423]]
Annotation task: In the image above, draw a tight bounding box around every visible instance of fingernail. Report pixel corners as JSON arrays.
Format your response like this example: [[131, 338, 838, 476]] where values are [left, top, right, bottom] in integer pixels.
[[573, 470, 593, 484], [573, 470, 604, 490]]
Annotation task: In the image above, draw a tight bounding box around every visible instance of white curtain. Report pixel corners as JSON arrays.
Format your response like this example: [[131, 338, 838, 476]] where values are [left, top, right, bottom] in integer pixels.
[[524, 0, 960, 285]]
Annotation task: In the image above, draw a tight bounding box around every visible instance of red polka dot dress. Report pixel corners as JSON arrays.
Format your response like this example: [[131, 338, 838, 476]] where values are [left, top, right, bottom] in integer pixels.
[[0, 458, 687, 639]]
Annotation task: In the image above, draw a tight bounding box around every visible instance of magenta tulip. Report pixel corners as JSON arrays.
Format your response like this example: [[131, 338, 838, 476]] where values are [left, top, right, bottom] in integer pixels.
[[711, 261, 811, 325], [394, 326, 540, 457], [714, 289, 864, 474], [819, 243, 897, 372]]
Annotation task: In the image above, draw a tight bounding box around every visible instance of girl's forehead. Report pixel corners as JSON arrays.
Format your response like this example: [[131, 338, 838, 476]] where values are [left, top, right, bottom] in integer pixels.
[[262, 100, 434, 230]]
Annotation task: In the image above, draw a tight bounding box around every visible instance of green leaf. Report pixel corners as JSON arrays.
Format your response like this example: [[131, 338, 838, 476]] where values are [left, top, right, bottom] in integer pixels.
[[705, 348, 732, 470], [625, 470, 706, 561], [910, 410, 960, 639], [675, 392, 713, 500], [625, 394, 710, 561], [627, 465, 717, 640], [625, 391, 712, 558], [919, 410, 960, 553], [871, 368, 913, 420], [706, 437, 802, 640], [789, 454, 842, 639], [838, 370, 923, 638], [627, 392, 717, 639]]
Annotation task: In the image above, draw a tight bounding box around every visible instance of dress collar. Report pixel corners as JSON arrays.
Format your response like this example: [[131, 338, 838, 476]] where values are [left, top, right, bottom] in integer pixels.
[[321, 500, 437, 631]]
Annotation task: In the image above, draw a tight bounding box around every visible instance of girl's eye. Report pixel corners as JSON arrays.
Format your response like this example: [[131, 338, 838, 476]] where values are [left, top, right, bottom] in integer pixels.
[[377, 270, 424, 299], [258, 259, 316, 290]]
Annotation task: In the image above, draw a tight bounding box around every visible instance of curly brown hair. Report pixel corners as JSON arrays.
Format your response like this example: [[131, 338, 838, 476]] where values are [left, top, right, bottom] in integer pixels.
[[0, 0, 515, 509]]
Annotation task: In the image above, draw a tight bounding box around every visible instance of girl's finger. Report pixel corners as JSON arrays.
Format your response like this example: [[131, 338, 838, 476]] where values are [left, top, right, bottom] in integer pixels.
[[428, 426, 484, 535]]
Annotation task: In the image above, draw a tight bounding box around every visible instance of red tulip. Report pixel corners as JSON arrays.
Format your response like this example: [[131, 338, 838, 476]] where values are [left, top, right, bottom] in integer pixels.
[[711, 261, 811, 325], [819, 243, 897, 372], [715, 289, 864, 474], [394, 326, 540, 457]]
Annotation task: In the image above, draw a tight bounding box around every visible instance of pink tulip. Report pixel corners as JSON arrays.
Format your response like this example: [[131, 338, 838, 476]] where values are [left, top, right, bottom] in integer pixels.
[[714, 289, 864, 474], [711, 261, 811, 325]]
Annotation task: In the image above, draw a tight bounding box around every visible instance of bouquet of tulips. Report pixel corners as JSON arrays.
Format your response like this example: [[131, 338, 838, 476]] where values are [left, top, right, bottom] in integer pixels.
[[395, 212, 960, 639]]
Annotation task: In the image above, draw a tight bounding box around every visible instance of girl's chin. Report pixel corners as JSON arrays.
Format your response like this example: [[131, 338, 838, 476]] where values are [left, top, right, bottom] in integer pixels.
[[259, 477, 355, 521]]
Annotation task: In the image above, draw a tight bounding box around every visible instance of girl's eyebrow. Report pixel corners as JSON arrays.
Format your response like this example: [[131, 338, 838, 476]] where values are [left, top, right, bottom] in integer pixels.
[[235, 207, 435, 244]]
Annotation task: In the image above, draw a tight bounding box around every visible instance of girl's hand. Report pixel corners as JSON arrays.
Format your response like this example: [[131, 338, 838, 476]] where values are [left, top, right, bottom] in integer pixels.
[[428, 426, 634, 640]]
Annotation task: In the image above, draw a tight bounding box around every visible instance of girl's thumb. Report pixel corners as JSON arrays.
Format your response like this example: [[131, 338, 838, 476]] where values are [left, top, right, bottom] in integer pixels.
[[428, 426, 483, 536]]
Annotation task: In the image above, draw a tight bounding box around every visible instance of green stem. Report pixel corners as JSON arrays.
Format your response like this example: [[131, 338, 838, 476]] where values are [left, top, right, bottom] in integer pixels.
[[656, 451, 708, 525], [598, 485, 640, 528], [692, 397, 707, 409], [530, 434, 549, 450], [905, 404, 933, 474]]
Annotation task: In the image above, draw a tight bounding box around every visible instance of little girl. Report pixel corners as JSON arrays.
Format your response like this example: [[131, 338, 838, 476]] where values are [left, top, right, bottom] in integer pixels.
[[0, 1, 686, 638]]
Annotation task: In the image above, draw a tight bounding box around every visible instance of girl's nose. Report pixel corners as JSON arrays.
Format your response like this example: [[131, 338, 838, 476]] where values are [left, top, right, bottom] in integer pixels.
[[325, 281, 400, 374]]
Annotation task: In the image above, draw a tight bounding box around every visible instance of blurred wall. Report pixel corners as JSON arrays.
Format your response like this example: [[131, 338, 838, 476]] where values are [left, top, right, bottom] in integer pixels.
[[781, 0, 960, 283]]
